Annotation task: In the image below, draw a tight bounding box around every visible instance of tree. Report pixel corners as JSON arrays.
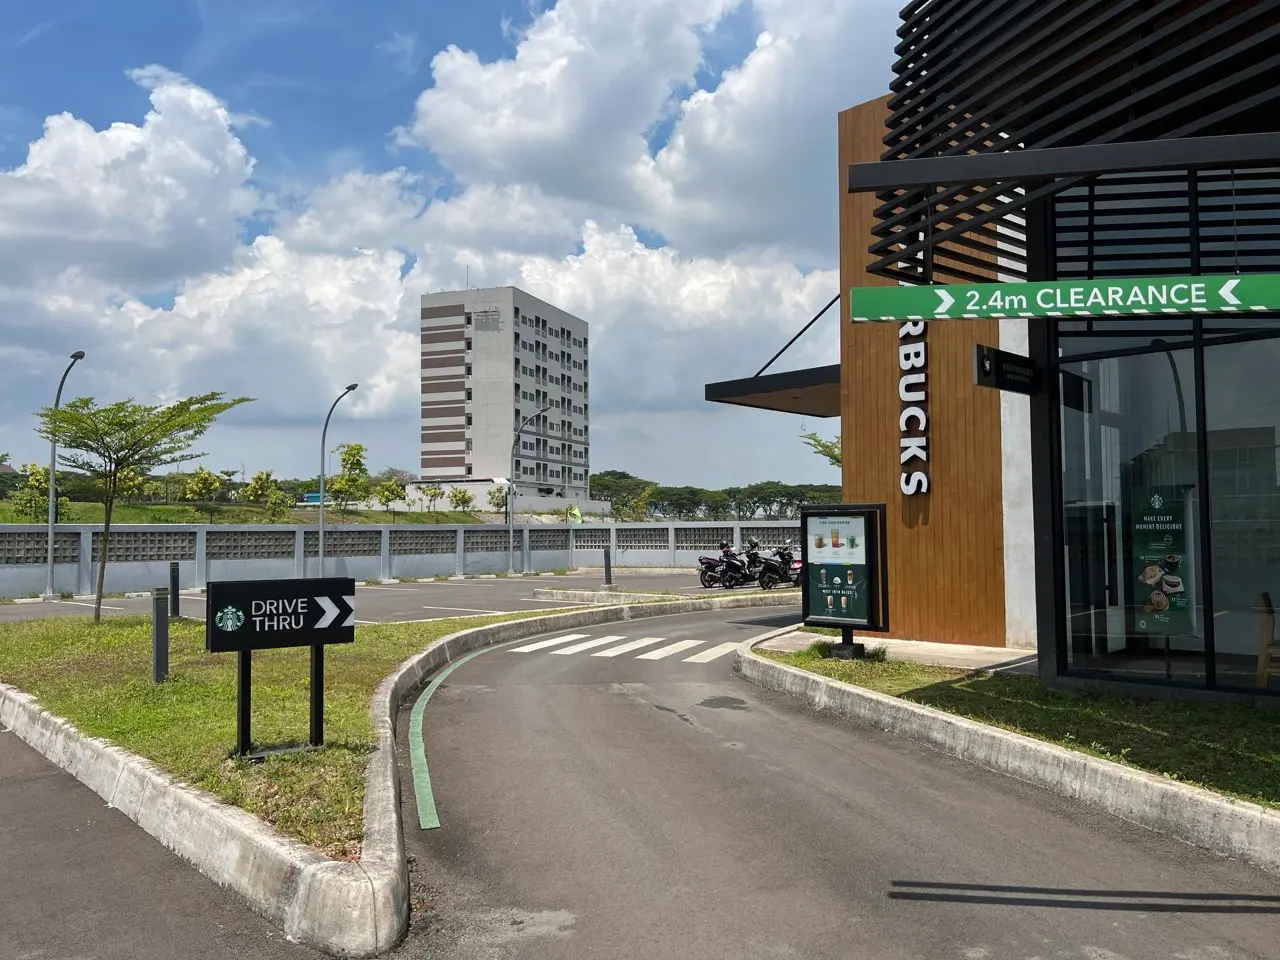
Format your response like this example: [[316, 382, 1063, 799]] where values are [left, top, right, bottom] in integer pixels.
[[243, 469, 277, 504], [448, 486, 476, 511], [374, 466, 416, 486], [612, 484, 654, 522], [701, 489, 733, 520], [487, 484, 509, 513], [374, 478, 406, 523], [116, 469, 146, 505], [420, 484, 444, 518], [142, 480, 165, 502], [264, 485, 291, 522], [801, 431, 842, 469], [328, 442, 371, 517], [184, 466, 224, 522], [10, 463, 69, 523], [35, 392, 252, 622]]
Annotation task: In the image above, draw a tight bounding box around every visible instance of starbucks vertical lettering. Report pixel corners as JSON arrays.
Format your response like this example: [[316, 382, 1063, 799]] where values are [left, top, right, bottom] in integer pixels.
[[898, 320, 929, 496]]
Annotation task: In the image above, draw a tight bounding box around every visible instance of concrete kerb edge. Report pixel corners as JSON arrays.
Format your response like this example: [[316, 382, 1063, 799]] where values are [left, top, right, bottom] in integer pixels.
[[732, 641, 1280, 876], [533, 587, 801, 605], [0, 590, 800, 958]]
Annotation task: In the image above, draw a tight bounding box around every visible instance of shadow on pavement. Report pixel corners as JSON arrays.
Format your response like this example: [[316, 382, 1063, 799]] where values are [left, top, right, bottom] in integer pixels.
[[888, 880, 1280, 913]]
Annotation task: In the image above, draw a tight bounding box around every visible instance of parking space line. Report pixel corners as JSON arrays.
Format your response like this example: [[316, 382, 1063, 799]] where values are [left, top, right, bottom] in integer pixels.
[[421, 605, 506, 615], [57, 600, 125, 611]]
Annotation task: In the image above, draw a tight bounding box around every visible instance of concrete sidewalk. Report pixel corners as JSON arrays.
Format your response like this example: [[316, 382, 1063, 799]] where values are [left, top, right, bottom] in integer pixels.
[[759, 629, 1038, 674]]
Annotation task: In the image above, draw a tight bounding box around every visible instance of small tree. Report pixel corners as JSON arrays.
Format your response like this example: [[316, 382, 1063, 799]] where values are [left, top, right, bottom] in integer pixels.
[[36, 392, 252, 622], [116, 469, 146, 505], [328, 442, 371, 517], [421, 484, 444, 519], [373, 478, 406, 523], [142, 480, 165, 502], [243, 469, 277, 505], [184, 466, 223, 522], [487, 484, 509, 513], [612, 484, 654, 522], [800, 431, 842, 468], [448, 486, 476, 512], [10, 463, 70, 523], [264, 484, 291, 522]]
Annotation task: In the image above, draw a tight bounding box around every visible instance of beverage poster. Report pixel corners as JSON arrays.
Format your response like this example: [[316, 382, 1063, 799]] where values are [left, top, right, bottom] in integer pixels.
[[1130, 486, 1191, 635], [805, 514, 870, 624]]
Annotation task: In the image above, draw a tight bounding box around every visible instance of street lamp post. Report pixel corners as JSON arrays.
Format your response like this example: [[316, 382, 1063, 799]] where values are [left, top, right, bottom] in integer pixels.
[[508, 403, 553, 575], [318, 384, 358, 578], [43, 351, 85, 601]]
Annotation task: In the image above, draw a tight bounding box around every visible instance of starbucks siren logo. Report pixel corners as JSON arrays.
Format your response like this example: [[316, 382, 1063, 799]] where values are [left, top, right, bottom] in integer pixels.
[[1150, 494, 1164, 510], [214, 605, 246, 632]]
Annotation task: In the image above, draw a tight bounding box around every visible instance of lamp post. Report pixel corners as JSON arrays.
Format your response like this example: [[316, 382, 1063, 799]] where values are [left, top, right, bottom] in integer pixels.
[[508, 402, 553, 575], [43, 351, 85, 601], [318, 384, 358, 578]]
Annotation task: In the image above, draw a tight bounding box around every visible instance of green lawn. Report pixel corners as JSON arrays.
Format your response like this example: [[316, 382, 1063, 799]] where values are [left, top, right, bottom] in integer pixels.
[[765, 644, 1280, 810], [0, 611, 573, 859], [0, 501, 480, 525]]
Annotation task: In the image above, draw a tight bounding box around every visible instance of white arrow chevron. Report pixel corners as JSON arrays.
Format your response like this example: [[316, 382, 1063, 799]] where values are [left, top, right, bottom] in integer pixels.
[[936, 289, 955, 315], [315, 595, 340, 629], [1220, 277, 1242, 305], [342, 595, 355, 628]]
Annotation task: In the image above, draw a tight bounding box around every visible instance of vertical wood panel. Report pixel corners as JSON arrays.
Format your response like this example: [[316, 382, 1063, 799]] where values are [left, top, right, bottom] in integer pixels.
[[839, 98, 1006, 646]]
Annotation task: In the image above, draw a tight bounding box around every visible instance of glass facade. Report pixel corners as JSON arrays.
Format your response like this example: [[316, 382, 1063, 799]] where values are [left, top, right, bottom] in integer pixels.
[[1049, 170, 1280, 695]]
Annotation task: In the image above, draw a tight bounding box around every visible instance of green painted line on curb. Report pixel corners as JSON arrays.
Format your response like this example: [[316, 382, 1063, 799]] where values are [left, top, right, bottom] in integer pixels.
[[409, 639, 522, 830]]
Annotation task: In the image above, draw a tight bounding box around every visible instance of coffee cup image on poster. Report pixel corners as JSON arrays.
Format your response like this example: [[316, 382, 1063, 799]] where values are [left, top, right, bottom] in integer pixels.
[[807, 561, 870, 623], [806, 515, 866, 564], [1130, 487, 1191, 636]]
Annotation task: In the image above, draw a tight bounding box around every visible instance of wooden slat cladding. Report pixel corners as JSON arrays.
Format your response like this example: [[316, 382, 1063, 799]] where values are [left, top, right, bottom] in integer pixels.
[[839, 96, 1006, 647]]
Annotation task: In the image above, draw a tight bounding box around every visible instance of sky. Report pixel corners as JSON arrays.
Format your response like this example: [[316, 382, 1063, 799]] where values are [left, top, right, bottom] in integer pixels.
[[0, 0, 900, 488]]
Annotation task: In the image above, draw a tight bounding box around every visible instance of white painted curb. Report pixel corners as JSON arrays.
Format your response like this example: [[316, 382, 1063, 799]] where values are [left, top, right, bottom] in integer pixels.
[[733, 640, 1280, 876], [0, 591, 801, 956]]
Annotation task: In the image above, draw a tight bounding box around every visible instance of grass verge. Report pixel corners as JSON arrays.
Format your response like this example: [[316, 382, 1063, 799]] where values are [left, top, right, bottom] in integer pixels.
[[763, 643, 1280, 810], [0, 609, 578, 860]]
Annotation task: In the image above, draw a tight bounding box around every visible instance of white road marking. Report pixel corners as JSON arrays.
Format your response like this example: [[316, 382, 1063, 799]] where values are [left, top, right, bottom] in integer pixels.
[[421, 605, 506, 614], [591, 636, 669, 657], [356, 585, 417, 591], [528, 598, 593, 605], [56, 600, 124, 610], [510, 633, 590, 653], [682, 642, 741, 663], [552, 635, 628, 655], [636, 639, 704, 660]]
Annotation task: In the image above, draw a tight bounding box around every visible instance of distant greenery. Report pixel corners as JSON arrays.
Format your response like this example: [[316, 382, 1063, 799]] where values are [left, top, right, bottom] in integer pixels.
[[589, 470, 840, 520], [0, 500, 480, 526]]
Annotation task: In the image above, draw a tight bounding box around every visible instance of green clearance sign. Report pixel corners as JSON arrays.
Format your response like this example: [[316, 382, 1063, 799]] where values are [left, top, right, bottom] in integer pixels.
[[850, 274, 1280, 323]]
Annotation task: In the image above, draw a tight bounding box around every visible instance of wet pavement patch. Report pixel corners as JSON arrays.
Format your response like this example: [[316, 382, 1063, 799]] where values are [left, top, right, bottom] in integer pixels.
[[698, 696, 748, 711]]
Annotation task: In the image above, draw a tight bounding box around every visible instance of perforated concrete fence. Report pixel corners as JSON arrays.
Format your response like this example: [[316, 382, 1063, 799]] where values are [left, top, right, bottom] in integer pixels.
[[0, 522, 801, 598]]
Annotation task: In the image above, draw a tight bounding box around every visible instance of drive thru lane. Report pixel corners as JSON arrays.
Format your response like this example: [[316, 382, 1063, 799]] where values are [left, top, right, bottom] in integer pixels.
[[396, 608, 1280, 960]]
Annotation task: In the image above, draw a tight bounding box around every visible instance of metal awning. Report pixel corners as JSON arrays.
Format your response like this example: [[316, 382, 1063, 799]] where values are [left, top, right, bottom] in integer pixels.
[[704, 364, 841, 418]]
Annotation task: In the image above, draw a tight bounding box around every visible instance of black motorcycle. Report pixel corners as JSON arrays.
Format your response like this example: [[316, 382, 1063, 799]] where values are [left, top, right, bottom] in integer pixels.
[[720, 539, 764, 589], [697, 541, 735, 588], [759, 541, 801, 589]]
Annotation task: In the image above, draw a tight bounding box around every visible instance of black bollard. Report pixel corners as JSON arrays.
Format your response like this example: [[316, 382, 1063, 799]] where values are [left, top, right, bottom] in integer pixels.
[[169, 561, 180, 617], [603, 545, 613, 587], [152, 587, 170, 683]]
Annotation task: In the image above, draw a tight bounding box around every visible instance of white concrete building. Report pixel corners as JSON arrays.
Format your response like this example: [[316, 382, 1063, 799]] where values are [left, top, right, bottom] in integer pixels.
[[419, 286, 591, 501]]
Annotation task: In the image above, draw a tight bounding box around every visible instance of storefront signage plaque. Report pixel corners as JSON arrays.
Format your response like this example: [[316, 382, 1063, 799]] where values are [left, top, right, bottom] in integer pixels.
[[974, 344, 1041, 396], [1129, 488, 1191, 636], [800, 504, 889, 634], [852, 274, 1280, 323]]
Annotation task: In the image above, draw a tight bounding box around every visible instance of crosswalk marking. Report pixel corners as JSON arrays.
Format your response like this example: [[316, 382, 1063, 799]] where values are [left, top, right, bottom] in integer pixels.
[[636, 639, 704, 660], [591, 636, 669, 657], [552, 635, 628, 655], [511, 633, 590, 653], [682, 642, 740, 663]]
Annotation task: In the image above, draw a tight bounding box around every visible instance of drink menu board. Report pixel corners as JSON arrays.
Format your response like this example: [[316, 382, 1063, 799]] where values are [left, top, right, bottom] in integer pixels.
[[804, 514, 870, 624]]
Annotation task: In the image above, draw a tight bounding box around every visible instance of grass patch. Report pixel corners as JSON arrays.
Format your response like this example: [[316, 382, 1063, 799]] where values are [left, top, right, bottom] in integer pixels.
[[0, 501, 482, 526], [0, 609, 576, 859], [764, 646, 1280, 809]]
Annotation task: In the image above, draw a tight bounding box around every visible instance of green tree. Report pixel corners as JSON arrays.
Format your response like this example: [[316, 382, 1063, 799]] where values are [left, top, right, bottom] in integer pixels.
[[374, 466, 416, 486], [374, 478, 406, 523], [801, 431, 842, 468], [116, 469, 146, 504], [36, 392, 252, 622], [701, 489, 733, 520], [612, 484, 655, 522], [243, 469, 277, 504], [10, 463, 70, 523], [264, 484, 291, 522], [184, 466, 224, 522], [448, 486, 476, 512], [487, 484, 509, 513], [420, 484, 444, 520], [328, 442, 371, 517]]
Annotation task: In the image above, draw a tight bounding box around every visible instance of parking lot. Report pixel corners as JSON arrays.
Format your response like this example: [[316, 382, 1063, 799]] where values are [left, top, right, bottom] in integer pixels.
[[0, 572, 759, 625]]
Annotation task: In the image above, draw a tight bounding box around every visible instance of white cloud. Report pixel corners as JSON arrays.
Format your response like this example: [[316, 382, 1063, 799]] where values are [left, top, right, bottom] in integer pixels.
[[0, 0, 901, 482]]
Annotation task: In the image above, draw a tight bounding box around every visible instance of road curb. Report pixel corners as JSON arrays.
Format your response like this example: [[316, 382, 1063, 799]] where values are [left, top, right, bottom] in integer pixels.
[[0, 594, 800, 956], [532, 587, 800, 605], [732, 641, 1280, 876]]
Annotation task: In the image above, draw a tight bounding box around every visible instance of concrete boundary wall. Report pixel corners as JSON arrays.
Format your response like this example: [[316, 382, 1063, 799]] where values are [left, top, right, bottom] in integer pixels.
[[0, 522, 801, 598]]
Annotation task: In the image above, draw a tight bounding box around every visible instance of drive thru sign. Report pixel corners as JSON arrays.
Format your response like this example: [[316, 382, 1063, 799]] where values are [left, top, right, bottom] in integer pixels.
[[850, 274, 1280, 323]]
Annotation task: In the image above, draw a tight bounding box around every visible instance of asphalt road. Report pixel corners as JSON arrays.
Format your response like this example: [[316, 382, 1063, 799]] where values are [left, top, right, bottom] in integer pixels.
[[397, 608, 1280, 960], [0, 727, 323, 960], [0, 572, 745, 625]]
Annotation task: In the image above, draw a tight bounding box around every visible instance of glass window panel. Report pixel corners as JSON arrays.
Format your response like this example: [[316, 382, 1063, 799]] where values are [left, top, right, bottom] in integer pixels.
[[1203, 336, 1280, 692], [1059, 348, 1206, 685]]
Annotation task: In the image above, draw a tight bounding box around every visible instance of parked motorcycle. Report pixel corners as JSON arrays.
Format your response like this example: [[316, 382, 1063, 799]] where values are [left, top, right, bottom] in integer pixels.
[[720, 539, 764, 589], [697, 541, 735, 588], [759, 541, 801, 589]]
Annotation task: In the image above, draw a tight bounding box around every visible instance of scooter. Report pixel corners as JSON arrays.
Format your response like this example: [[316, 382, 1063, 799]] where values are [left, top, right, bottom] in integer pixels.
[[697, 541, 735, 588], [720, 540, 764, 588]]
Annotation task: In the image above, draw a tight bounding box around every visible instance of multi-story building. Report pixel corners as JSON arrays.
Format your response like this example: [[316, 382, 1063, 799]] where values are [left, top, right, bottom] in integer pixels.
[[419, 286, 591, 500]]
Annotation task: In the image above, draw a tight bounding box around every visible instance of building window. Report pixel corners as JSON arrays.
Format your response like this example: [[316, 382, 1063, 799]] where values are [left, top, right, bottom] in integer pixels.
[[465, 414, 472, 426], [465, 313, 472, 326], [466, 364, 472, 376], [465, 388, 472, 401], [465, 464, 472, 476], [467, 338, 473, 350]]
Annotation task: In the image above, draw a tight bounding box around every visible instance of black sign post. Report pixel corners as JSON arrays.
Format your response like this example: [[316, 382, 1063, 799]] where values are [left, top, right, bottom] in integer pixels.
[[974, 344, 1042, 396], [206, 577, 356, 760], [799, 504, 890, 658]]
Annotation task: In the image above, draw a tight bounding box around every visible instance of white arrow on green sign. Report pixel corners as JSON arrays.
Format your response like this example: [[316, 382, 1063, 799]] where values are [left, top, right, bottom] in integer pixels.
[[850, 274, 1277, 323]]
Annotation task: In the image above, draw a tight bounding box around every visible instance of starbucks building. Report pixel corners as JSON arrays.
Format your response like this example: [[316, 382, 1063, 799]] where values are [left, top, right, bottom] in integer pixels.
[[706, 0, 1280, 699]]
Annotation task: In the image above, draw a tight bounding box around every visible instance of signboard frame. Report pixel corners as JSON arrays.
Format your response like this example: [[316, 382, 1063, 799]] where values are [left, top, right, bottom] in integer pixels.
[[205, 576, 356, 759], [974, 344, 1042, 396], [799, 503, 890, 637]]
